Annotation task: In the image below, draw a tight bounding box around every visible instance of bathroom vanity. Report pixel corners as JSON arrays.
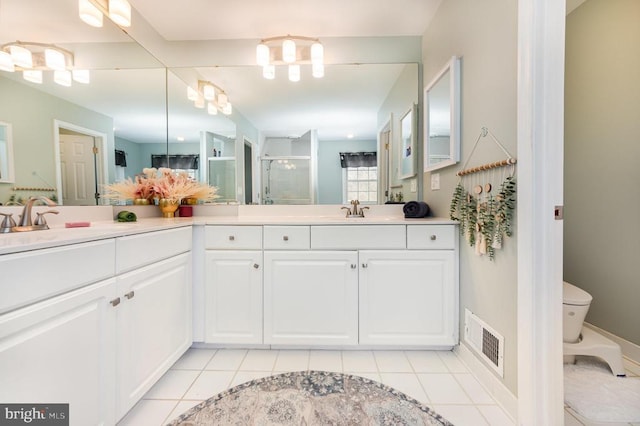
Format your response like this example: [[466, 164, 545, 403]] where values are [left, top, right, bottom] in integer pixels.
[[0, 206, 458, 424]]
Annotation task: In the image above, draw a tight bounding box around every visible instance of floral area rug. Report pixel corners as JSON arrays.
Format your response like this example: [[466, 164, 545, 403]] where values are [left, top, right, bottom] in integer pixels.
[[167, 370, 453, 425]]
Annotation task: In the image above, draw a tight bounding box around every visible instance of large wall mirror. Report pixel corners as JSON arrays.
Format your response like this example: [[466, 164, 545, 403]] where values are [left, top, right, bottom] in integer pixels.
[[423, 56, 461, 173]]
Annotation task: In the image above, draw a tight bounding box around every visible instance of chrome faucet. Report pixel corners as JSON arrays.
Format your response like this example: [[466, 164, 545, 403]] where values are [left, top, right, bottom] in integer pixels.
[[12, 196, 59, 231], [341, 199, 370, 218]]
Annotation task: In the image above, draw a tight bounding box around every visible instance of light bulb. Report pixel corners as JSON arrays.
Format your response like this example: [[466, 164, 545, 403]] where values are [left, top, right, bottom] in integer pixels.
[[312, 63, 324, 78], [311, 42, 323, 65], [10, 45, 33, 69], [207, 102, 218, 115], [262, 64, 275, 80], [222, 102, 232, 115], [45, 48, 66, 71], [72, 69, 90, 84], [288, 64, 300, 82], [23, 70, 43, 84], [109, 0, 131, 27], [203, 84, 215, 101], [256, 43, 270, 66], [79, 0, 103, 27], [217, 93, 228, 108], [282, 39, 296, 63], [54, 70, 72, 87], [0, 51, 15, 72]]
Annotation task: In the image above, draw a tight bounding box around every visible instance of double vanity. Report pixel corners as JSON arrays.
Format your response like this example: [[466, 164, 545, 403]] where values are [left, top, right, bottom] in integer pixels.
[[0, 205, 458, 424]]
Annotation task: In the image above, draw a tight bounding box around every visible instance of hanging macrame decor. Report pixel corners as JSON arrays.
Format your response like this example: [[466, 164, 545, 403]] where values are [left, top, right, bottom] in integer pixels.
[[449, 127, 517, 260]]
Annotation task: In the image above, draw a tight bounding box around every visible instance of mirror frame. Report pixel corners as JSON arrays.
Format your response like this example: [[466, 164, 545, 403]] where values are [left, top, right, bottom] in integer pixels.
[[399, 104, 417, 179], [0, 121, 15, 183], [423, 56, 461, 173]]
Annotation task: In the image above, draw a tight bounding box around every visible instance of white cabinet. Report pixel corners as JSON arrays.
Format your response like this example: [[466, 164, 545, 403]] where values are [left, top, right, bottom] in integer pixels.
[[204, 251, 263, 344], [0, 278, 118, 426], [359, 250, 457, 346], [264, 251, 359, 345]]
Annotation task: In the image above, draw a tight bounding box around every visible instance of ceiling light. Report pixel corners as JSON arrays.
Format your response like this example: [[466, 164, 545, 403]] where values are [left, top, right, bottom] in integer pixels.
[[79, 0, 103, 27], [189, 79, 231, 115], [203, 83, 215, 101], [207, 102, 218, 115], [217, 92, 228, 108], [256, 35, 323, 82], [177, 136, 185, 142], [282, 39, 296, 63], [187, 86, 198, 101], [23, 70, 43, 84], [0, 51, 15, 72], [222, 103, 232, 115], [288, 64, 300, 82], [54, 70, 72, 87], [108, 0, 131, 27], [194, 96, 205, 109], [72, 69, 90, 84], [10, 45, 33, 68], [45, 48, 66, 70]]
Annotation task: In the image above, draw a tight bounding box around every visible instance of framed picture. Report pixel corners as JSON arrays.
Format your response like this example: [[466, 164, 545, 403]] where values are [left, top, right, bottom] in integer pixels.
[[399, 103, 417, 179]]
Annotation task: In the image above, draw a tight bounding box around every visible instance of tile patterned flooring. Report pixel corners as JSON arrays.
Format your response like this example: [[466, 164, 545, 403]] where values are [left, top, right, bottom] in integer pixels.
[[117, 348, 516, 426]]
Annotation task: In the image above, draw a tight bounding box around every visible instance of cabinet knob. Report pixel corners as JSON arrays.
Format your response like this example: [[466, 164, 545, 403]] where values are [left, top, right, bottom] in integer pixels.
[[228, 235, 235, 241], [361, 263, 368, 268], [351, 264, 357, 269], [124, 291, 135, 300], [430, 235, 437, 241], [253, 263, 260, 269], [110, 297, 121, 307], [283, 235, 289, 241]]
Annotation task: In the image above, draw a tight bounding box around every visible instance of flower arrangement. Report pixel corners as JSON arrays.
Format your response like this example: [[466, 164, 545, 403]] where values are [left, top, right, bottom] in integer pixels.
[[102, 168, 218, 204]]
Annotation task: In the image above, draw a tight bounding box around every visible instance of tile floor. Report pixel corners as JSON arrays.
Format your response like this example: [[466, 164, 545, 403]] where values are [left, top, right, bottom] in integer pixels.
[[118, 348, 516, 426]]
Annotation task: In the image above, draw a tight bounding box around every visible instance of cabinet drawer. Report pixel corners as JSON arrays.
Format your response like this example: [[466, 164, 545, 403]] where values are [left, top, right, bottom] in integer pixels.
[[310, 225, 406, 249], [205, 226, 262, 250], [116, 227, 192, 274], [0, 239, 115, 314], [264, 226, 310, 250], [407, 225, 456, 249]]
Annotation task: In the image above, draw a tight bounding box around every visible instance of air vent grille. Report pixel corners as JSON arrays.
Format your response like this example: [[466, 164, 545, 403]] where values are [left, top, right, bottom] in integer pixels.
[[465, 309, 504, 377]]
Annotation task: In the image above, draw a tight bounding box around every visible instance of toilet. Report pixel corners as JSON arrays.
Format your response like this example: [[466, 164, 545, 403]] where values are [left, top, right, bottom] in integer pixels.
[[563, 281, 626, 376]]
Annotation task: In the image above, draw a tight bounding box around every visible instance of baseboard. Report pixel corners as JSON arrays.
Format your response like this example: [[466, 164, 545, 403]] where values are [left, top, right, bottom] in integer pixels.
[[584, 322, 640, 364], [454, 343, 518, 422]]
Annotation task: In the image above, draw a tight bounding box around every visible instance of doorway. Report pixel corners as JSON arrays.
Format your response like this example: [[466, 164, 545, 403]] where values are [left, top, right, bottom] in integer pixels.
[[378, 118, 392, 203], [53, 120, 108, 206], [244, 139, 253, 204]]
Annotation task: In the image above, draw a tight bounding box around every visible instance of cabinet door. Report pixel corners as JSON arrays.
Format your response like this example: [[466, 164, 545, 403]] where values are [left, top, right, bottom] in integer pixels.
[[264, 251, 358, 345], [0, 279, 117, 426], [116, 253, 192, 420], [359, 250, 457, 346], [204, 251, 263, 344]]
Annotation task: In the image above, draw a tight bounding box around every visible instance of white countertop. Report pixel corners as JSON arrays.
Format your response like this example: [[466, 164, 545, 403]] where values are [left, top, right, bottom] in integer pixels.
[[0, 204, 456, 255]]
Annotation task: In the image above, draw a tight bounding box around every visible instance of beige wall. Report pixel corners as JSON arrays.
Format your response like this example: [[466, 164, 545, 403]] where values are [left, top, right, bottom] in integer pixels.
[[564, 0, 640, 346], [422, 0, 518, 393]]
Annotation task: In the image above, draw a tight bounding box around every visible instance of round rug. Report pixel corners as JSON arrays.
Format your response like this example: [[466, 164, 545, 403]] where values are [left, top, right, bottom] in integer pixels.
[[167, 370, 453, 425]]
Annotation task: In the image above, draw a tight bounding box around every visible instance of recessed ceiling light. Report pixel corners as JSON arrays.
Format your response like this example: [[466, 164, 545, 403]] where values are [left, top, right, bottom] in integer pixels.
[[177, 136, 185, 142], [347, 133, 355, 139]]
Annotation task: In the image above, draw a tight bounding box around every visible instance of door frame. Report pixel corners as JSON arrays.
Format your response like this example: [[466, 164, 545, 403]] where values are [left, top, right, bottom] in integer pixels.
[[53, 120, 108, 206]]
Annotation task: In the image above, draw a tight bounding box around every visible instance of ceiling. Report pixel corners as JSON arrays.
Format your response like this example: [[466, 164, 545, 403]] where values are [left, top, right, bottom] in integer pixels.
[[1, 1, 440, 144]]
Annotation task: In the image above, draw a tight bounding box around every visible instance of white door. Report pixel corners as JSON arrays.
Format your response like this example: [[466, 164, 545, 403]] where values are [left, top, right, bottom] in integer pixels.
[[359, 250, 456, 346], [0, 279, 117, 426], [115, 254, 192, 420], [205, 251, 263, 344], [59, 134, 97, 205], [264, 251, 358, 345]]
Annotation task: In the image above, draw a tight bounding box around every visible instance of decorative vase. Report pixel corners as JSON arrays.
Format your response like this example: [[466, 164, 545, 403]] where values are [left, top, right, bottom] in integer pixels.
[[158, 198, 179, 218], [133, 198, 150, 205]]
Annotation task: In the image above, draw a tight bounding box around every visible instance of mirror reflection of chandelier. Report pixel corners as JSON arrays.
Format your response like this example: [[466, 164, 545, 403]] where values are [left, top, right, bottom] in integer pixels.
[[0, 41, 89, 87], [186, 80, 233, 116], [256, 35, 324, 82]]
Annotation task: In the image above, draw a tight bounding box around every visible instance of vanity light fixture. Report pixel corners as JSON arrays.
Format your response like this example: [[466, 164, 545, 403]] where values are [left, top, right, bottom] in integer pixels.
[[0, 41, 90, 87], [256, 35, 324, 82], [78, 0, 132, 28], [186, 80, 233, 115]]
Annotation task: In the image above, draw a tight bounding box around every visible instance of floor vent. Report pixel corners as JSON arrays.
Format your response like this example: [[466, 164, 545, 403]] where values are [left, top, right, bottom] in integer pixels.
[[464, 309, 504, 377]]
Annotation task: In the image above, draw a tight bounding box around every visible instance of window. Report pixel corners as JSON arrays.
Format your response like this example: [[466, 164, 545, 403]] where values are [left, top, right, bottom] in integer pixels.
[[344, 166, 377, 203]]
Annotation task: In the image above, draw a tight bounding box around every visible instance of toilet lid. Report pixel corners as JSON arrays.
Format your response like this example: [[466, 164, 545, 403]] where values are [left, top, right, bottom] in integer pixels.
[[563, 281, 592, 305]]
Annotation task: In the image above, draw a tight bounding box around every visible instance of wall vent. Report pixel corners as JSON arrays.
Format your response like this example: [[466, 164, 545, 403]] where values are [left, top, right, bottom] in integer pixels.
[[464, 308, 504, 377]]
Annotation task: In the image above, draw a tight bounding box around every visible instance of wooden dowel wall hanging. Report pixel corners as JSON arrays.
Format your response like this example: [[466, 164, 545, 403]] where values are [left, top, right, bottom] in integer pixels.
[[449, 127, 517, 260], [11, 187, 57, 192]]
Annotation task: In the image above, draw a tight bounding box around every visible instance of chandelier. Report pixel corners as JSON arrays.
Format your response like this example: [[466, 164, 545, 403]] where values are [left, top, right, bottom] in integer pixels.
[[256, 35, 324, 82], [187, 80, 232, 115], [79, 0, 132, 28], [0, 41, 89, 86]]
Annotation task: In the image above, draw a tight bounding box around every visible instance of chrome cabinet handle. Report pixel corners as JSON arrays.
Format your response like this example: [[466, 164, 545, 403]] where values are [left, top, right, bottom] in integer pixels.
[[430, 235, 437, 241], [110, 297, 121, 307], [228, 235, 235, 241], [350, 264, 357, 269], [283, 235, 289, 241], [124, 291, 135, 300], [253, 263, 260, 269], [361, 263, 368, 268]]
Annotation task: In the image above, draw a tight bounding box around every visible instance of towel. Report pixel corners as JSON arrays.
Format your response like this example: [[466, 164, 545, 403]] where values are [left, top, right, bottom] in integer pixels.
[[403, 201, 430, 218], [116, 211, 137, 222]]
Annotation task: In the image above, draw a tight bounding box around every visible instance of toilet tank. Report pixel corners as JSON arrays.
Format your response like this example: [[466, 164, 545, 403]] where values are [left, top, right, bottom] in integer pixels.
[[563, 281, 592, 343]]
